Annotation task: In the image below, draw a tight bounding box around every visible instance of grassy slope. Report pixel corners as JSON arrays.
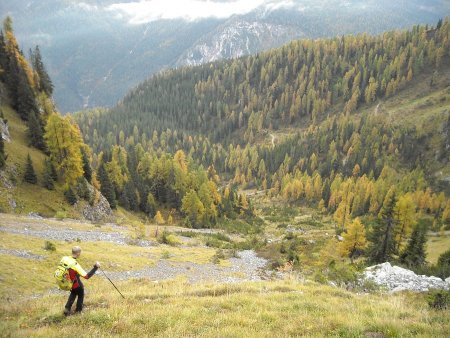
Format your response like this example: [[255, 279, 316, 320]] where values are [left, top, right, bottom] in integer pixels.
[[1, 278, 448, 337], [427, 233, 450, 264], [0, 104, 77, 217], [0, 214, 448, 337]]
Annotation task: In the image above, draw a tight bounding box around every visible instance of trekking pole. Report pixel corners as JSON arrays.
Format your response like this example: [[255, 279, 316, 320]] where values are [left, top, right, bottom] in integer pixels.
[[99, 268, 125, 299]]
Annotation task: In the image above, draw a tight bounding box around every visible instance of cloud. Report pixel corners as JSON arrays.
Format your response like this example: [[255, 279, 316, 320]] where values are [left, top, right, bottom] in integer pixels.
[[107, 0, 297, 24], [76, 2, 100, 11]]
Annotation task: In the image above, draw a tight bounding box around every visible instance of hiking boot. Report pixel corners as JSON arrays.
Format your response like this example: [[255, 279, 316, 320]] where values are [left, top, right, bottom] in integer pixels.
[[63, 308, 70, 316]]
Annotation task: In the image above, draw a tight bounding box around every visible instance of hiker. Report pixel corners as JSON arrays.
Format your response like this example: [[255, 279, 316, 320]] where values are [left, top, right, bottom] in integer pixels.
[[62, 246, 100, 315]]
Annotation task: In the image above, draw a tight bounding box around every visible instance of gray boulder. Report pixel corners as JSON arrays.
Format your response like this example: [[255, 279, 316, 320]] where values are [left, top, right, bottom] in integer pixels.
[[364, 262, 449, 292]]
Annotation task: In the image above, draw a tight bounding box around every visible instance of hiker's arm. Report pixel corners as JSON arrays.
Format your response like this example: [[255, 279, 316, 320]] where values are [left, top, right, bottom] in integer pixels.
[[84, 265, 98, 279], [83, 262, 100, 279]]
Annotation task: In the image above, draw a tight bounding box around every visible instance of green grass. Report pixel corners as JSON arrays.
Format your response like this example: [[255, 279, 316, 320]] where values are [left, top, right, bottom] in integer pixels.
[[0, 104, 76, 217], [427, 234, 450, 264], [0, 278, 448, 337], [0, 225, 218, 298]]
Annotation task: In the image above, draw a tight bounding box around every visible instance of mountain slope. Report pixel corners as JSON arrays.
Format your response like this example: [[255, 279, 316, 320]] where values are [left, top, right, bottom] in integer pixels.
[[2, 0, 448, 112], [75, 22, 450, 239]]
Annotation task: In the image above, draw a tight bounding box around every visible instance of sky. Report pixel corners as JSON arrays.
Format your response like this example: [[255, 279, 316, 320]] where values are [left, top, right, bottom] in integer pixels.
[[106, 0, 298, 24]]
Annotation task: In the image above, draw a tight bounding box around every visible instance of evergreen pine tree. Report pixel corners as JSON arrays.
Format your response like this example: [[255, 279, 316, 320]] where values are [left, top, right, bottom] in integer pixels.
[[64, 186, 77, 205], [400, 224, 427, 268], [98, 162, 116, 209], [81, 148, 92, 182], [16, 67, 38, 121], [0, 32, 8, 83], [125, 182, 138, 211], [42, 159, 55, 190], [368, 187, 398, 263], [27, 111, 45, 150], [145, 192, 157, 217], [0, 134, 5, 169], [23, 154, 37, 184], [30, 45, 53, 96], [119, 190, 130, 209]]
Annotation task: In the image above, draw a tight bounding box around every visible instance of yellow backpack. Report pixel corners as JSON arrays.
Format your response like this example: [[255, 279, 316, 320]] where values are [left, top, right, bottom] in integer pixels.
[[54, 256, 75, 291]]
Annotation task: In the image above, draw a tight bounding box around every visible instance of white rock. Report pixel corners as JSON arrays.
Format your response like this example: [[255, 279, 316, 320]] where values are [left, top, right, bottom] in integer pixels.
[[363, 262, 449, 293]]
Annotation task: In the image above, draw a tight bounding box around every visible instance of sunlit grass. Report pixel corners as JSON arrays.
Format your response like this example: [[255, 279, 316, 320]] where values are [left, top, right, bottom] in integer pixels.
[[427, 234, 450, 264], [0, 278, 448, 337]]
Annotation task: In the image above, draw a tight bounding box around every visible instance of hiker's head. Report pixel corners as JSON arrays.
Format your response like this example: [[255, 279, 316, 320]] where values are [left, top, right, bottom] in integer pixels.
[[72, 246, 81, 258]]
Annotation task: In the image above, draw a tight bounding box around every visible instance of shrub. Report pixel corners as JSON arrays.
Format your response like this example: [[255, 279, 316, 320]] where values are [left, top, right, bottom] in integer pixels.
[[211, 249, 226, 264], [427, 289, 450, 310], [44, 240, 56, 251], [158, 231, 180, 246], [54, 211, 67, 219]]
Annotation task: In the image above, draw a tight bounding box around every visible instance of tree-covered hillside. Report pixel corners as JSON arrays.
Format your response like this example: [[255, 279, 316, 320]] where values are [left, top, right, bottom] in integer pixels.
[[76, 20, 450, 267], [79, 19, 449, 144], [0, 17, 256, 230]]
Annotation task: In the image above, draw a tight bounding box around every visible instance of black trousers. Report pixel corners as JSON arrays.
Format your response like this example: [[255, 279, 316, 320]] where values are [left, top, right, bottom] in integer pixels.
[[65, 287, 85, 312]]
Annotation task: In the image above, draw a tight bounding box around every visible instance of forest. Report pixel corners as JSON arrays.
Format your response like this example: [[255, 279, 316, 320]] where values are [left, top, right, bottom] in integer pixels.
[[1, 16, 449, 270], [74, 19, 450, 269]]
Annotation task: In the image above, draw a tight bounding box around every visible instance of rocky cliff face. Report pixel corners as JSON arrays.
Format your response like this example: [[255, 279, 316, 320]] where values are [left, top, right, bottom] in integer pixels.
[[75, 184, 113, 223], [364, 262, 450, 293], [1, 118, 10, 142], [176, 19, 303, 67]]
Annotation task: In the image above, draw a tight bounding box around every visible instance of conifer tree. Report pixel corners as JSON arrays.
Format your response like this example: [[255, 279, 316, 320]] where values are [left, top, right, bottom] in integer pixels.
[[45, 114, 84, 185], [338, 218, 367, 262], [42, 159, 55, 190], [27, 111, 45, 150], [154, 210, 165, 225], [23, 154, 37, 184], [64, 186, 77, 205], [182, 190, 205, 227], [368, 187, 398, 263], [30, 45, 53, 96], [81, 147, 92, 182], [0, 133, 5, 169], [146, 192, 157, 217], [97, 162, 116, 209], [118, 190, 130, 209], [394, 194, 416, 251], [16, 67, 38, 121], [400, 224, 427, 268]]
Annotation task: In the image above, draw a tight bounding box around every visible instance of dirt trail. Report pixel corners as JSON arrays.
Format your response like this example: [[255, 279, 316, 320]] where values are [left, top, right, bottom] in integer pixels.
[[0, 213, 154, 246], [0, 214, 271, 285], [106, 250, 270, 284]]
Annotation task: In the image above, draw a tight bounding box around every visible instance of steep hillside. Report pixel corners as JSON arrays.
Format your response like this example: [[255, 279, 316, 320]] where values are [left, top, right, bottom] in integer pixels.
[[0, 19, 112, 221]]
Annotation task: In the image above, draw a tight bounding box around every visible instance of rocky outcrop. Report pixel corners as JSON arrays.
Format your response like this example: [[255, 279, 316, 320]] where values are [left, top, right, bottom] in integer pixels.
[[76, 185, 113, 223], [1, 118, 10, 142], [364, 262, 449, 292]]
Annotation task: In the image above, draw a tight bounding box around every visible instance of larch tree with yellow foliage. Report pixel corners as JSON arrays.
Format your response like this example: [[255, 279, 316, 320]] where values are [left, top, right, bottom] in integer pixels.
[[394, 194, 416, 251], [339, 218, 367, 263], [154, 210, 165, 225], [44, 113, 84, 186]]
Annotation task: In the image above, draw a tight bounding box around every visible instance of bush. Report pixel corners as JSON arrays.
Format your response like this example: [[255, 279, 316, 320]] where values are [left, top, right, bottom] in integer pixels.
[[211, 249, 226, 264], [158, 231, 180, 246], [54, 211, 67, 219], [44, 240, 56, 251], [427, 289, 450, 310]]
